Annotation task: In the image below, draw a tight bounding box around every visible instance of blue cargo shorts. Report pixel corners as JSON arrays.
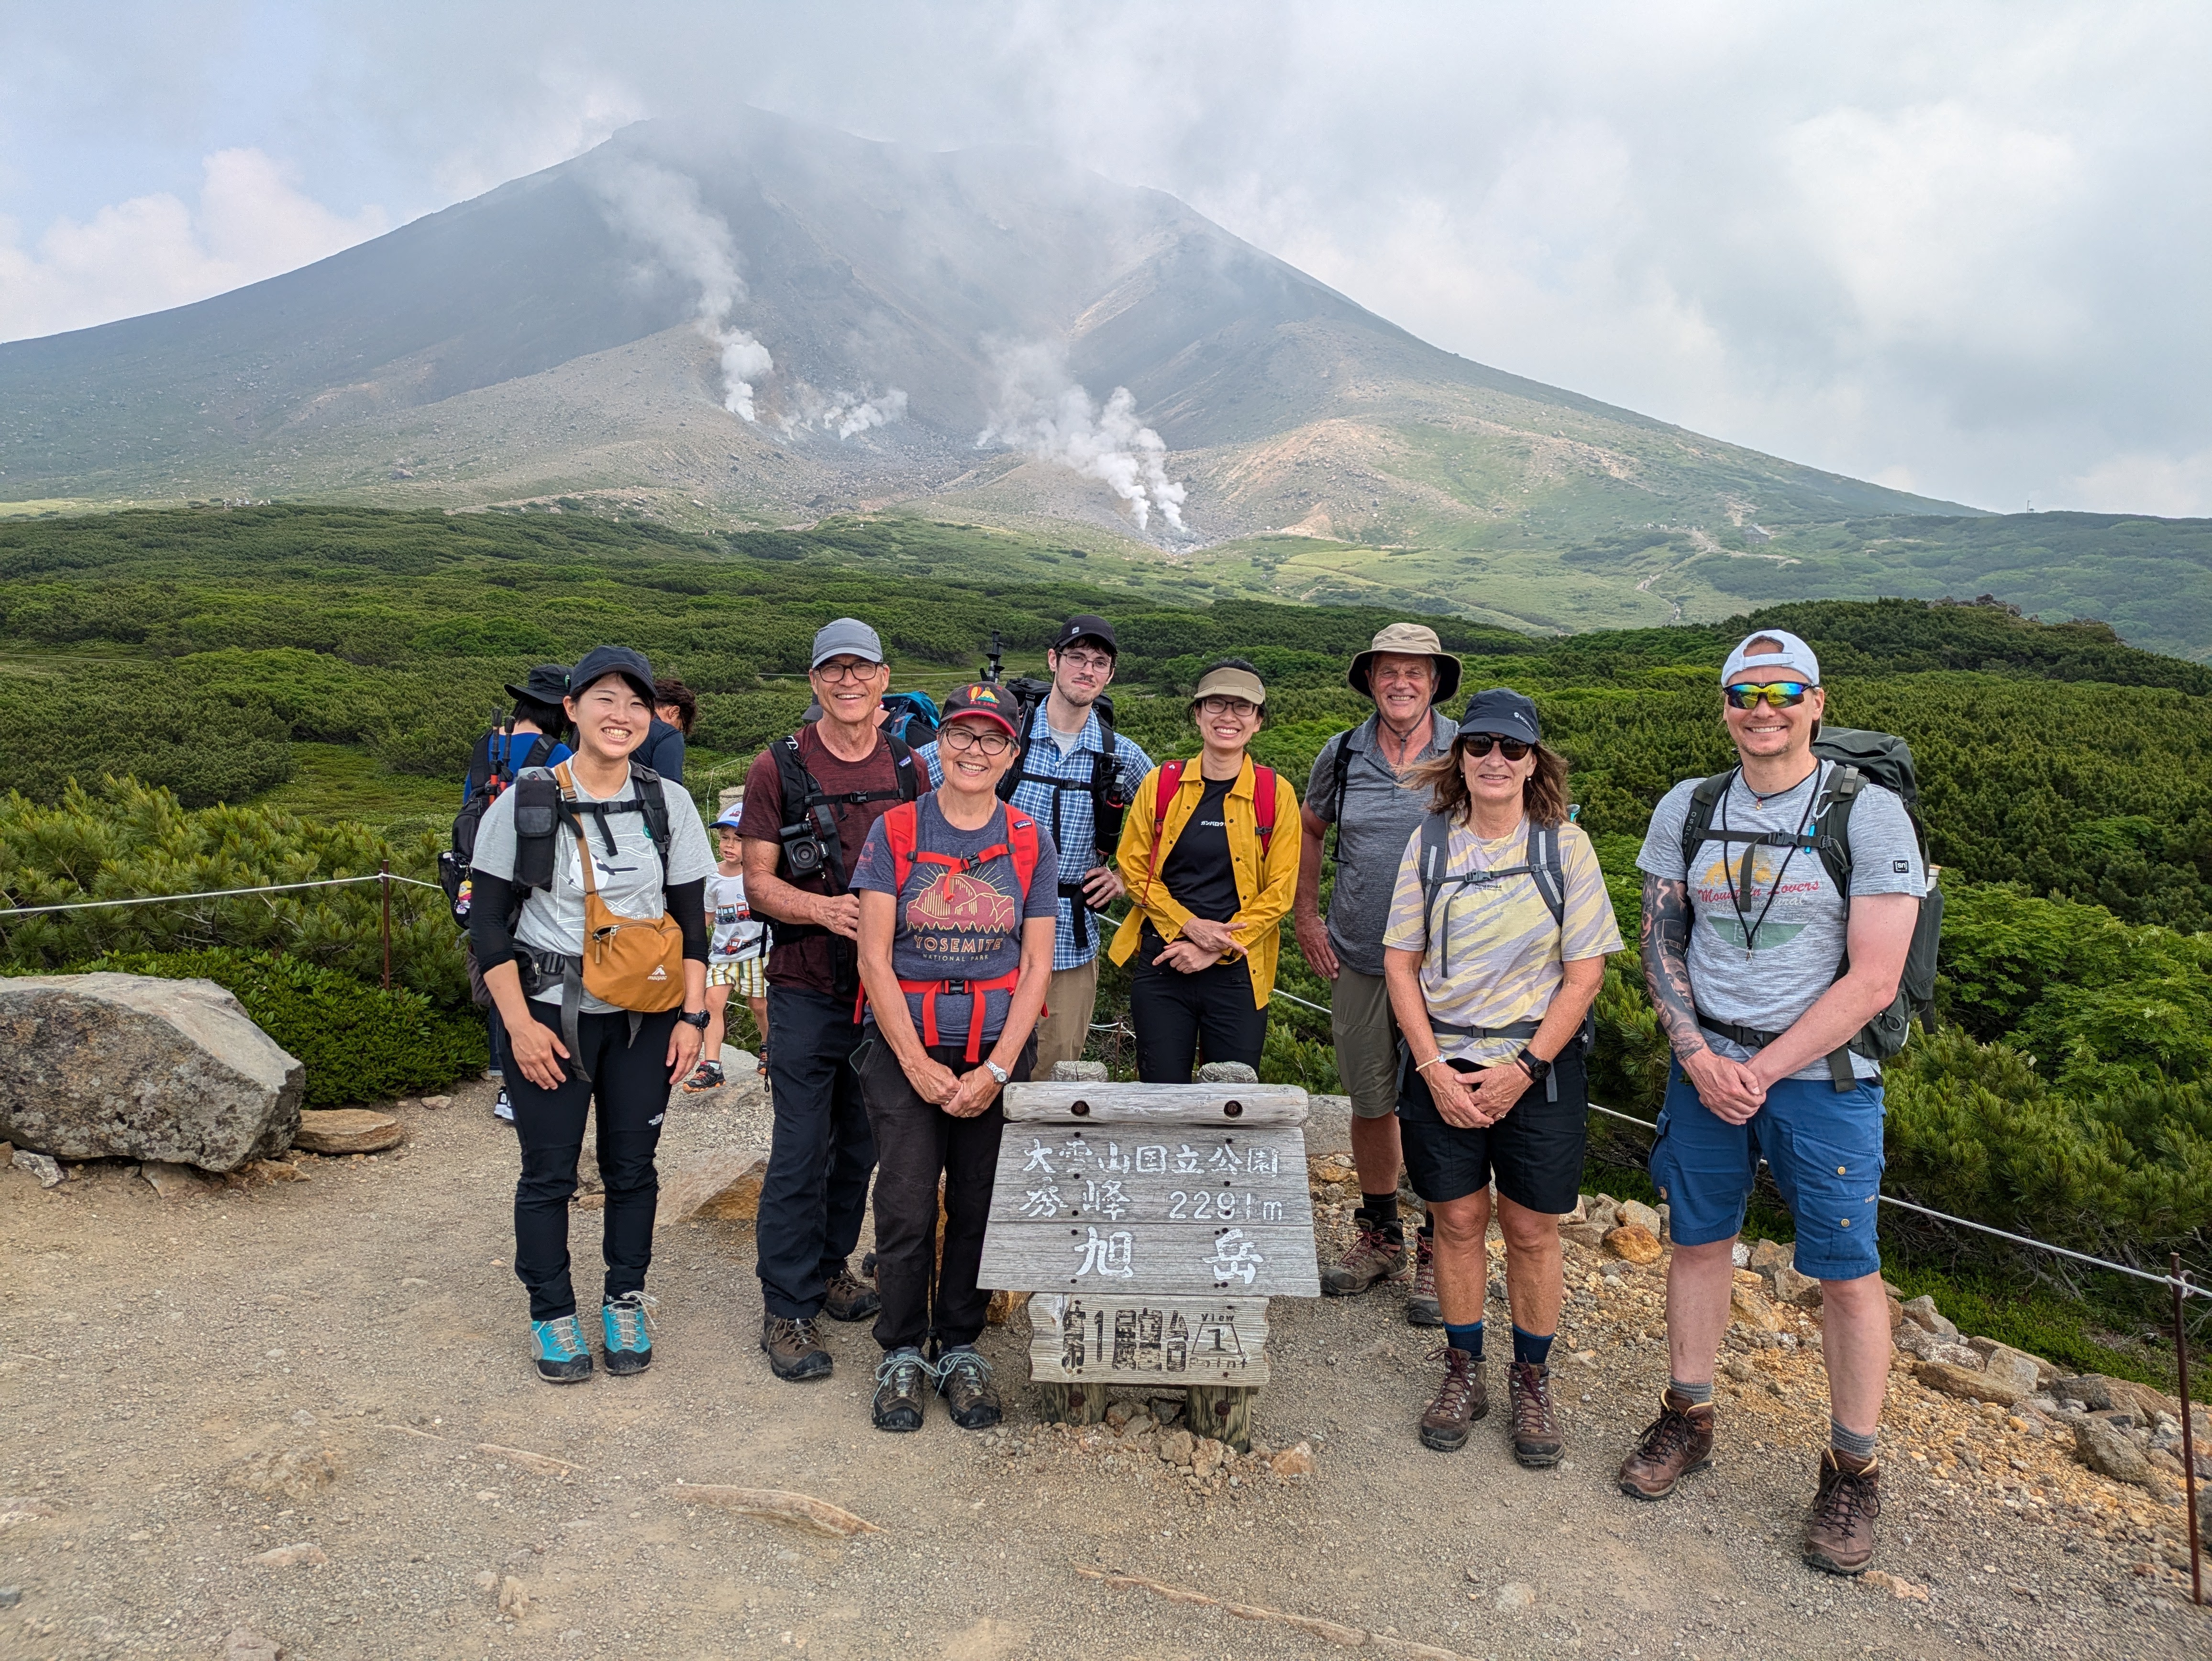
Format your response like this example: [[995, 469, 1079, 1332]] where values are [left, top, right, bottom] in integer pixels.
[[1648, 1061, 1886, 1282]]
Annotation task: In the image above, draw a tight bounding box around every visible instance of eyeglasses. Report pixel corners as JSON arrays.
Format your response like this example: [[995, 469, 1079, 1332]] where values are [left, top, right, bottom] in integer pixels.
[[1724, 682, 1814, 709], [1196, 697, 1259, 719], [1460, 734, 1532, 761], [941, 724, 1014, 756], [812, 659, 882, 683], [1056, 649, 1113, 675]]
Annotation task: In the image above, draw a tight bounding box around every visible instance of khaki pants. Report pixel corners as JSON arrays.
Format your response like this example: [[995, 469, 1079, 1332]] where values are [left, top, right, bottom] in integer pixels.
[[1331, 967, 1404, 1120], [1031, 958, 1101, 1077]]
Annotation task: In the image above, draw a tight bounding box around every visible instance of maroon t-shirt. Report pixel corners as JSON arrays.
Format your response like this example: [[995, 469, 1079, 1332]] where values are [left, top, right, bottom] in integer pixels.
[[738, 725, 909, 996]]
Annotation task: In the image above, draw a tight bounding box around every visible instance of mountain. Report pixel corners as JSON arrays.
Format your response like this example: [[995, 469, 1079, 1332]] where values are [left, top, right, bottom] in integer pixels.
[[7, 107, 2210, 653]]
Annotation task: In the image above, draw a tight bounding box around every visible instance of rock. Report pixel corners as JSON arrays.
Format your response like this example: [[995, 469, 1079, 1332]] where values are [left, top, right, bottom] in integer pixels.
[[1729, 1284, 1783, 1332], [419, 1095, 453, 1111], [2050, 1373, 2179, 1423], [1730, 1240, 1750, 1267], [0, 1588, 18, 1608], [1655, 1201, 1670, 1241], [229, 1445, 340, 1500], [1493, 1582, 1537, 1611], [1049, 1061, 1109, 1082], [2074, 1417, 2155, 1487], [12, 1149, 62, 1187], [245, 1158, 308, 1184], [1723, 1356, 1757, 1383], [1559, 1194, 1589, 1225], [1773, 1264, 1824, 1308], [1892, 1323, 1940, 1362], [223, 1629, 285, 1661], [1159, 1429, 1195, 1467], [498, 1575, 531, 1618], [291, 1108, 403, 1155], [473, 1571, 499, 1592], [1617, 1198, 1662, 1237], [1603, 1222, 1662, 1265], [984, 1289, 1030, 1326], [1918, 1359, 2036, 1408], [136, 1159, 209, 1199], [252, 1542, 327, 1567], [1191, 1438, 1226, 1479], [1899, 1295, 1956, 1338], [1886, 1295, 1904, 1330], [1585, 1195, 1621, 1234], [1195, 1062, 1259, 1084], [1269, 1442, 1315, 1477], [656, 1149, 769, 1225], [0, 974, 303, 1171], [1747, 1238, 1792, 1282], [1861, 1569, 1929, 1601]]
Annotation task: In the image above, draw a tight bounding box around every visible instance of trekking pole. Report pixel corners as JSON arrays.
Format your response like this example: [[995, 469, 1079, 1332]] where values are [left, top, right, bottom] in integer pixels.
[[2175, 1251, 2202, 1606], [379, 860, 393, 992]]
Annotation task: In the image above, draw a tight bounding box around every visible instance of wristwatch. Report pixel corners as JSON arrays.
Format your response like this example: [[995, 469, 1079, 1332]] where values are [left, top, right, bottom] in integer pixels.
[[1517, 1050, 1552, 1085], [984, 1060, 1011, 1085], [677, 1010, 710, 1030]]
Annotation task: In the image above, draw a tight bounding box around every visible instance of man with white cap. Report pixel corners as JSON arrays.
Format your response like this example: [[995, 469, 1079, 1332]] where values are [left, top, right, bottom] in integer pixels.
[[738, 618, 920, 1383], [1620, 627, 1924, 1579], [1296, 623, 1461, 1317]]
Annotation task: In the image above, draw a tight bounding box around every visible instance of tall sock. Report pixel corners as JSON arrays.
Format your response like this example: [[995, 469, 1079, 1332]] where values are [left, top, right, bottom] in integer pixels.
[[1444, 1320, 1485, 1360], [1669, 1376, 1714, 1406], [1830, 1420, 1878, 1462], [1511, 1325, 1554, 1368], [1360, 1192, 1401, 1231]]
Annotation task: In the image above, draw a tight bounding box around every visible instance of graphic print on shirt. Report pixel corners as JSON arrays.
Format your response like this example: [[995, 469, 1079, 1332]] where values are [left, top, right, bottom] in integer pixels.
[[1691, 845, 1822, 953], [908, 865, 1020, 961]]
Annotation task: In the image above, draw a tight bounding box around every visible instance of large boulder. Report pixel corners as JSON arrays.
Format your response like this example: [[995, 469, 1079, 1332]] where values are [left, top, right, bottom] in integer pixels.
[[0, 974, 302, 1173]]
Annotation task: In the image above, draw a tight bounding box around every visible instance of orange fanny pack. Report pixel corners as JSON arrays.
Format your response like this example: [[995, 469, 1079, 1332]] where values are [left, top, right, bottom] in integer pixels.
[[563, 772, 685, 1016]]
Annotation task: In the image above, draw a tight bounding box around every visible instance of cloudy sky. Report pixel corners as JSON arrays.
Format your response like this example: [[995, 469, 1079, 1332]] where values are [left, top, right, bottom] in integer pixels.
[[4, 1, 2207, 515]]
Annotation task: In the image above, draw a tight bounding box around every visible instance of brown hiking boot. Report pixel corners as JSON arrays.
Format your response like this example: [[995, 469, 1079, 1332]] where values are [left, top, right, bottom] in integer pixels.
[[822, 1261, 881, 1322], [1404, 1229, 1442, 1327], [1617, 1389, 1714, 1500], [1321, 1223, 1407, 1296], [1803, 1451, 1882, 1575], [1508, 1361, 1563, 1468], [1418, 1345, 1489, 1451], [760, 1314, 833, 1382]]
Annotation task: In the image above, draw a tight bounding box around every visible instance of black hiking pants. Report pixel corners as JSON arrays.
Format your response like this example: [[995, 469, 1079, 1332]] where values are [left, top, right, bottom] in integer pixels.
[[755, 986, 878, 1321]]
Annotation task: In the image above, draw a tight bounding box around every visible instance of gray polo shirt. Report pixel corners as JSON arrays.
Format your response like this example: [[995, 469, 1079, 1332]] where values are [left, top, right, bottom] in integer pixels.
[[1305, 710, 1454, 977]]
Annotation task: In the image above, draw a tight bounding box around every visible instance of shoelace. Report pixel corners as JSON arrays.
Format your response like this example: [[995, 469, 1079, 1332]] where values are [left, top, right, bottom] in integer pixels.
[[540, 1316, 588, 1362], [1344, 1228, 1398, 1268], [1635, 1402, 1702, 1463], [1814, 1462, 1881, 1530], [937, 1349, 991, 1397], [1423, 1346, 1479, 1413], [1511, 1365, 1554, 1434], [606, 1293, 658, 1349], [875, 1349, 936, 1394]]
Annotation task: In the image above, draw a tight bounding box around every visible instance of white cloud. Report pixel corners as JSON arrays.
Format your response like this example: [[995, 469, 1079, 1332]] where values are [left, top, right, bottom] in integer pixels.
[[2066, 449, 2212, 519], [0, 148, 386, 343]]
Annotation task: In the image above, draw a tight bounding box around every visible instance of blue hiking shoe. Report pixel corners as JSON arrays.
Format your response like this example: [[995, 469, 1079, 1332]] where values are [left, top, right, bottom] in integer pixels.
[[601, 1291, 656, 1376], [530, 1315, 594, 1384]]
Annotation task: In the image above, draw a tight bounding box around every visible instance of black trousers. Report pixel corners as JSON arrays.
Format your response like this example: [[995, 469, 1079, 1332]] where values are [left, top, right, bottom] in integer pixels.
[[507, 1002, 676, 1322], [1128, 938, 1268, 1083], [756, 985, 878, 1320], [856, 1033, 1036, 1354]]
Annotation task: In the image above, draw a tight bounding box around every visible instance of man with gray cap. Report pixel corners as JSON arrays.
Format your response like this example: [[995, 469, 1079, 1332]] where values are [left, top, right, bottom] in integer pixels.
[[738, 618, 920, 1382], [1621, 627, 1924, 1578], [1296, 623, 1461, 1316]]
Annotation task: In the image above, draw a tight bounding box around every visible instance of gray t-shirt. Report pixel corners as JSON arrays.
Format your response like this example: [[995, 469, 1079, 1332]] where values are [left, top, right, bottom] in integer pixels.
[[471, 764, 717, 1012], [1636, 762, 1925, 1081], [1305, 711, 1455, 977]]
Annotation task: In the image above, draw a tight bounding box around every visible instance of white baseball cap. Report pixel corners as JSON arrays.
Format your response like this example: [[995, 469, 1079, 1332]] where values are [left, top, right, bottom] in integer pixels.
[[1720, 628, 1821, 687]]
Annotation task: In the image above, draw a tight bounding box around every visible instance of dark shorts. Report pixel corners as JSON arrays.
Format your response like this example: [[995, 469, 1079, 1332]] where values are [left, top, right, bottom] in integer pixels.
[[1395, 1041, 1589, 1214]]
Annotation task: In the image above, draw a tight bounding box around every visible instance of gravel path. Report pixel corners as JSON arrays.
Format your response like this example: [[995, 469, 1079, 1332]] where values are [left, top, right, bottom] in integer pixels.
[[1, 1076, 2204, 1660]]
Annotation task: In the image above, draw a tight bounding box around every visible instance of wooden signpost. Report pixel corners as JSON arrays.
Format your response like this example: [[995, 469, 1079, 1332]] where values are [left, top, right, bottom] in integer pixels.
[[977, 1079, 1318, 1451]]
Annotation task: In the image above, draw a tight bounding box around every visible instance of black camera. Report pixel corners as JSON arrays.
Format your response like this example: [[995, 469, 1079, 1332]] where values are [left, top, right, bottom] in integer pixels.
[[780, 801, 837, 879]]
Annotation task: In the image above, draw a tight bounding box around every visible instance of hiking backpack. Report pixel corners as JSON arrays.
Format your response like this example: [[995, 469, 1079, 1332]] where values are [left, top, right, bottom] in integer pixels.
[[439, 724, 560, 924], [1131, 758, 1282, 922], [1675, 727, 1944, 1089], [990, 676, 1130, 951], [879, 691, 941, 747], [768, 730, 919, 991]]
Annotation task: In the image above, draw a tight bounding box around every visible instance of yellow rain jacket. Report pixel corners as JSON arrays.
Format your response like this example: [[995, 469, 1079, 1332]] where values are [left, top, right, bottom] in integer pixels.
[[1110, 755, 1304, 1008]]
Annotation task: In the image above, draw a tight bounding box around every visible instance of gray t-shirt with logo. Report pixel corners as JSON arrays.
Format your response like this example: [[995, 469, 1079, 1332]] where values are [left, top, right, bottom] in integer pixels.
[[1305, 711, 1455, 978], [471, 764, 716, 1013], [1636, 761, 1924, 1082]]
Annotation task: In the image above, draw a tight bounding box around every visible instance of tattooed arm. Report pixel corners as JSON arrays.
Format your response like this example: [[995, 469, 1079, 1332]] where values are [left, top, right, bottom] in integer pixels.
[[1641, 872, 1765, 1122]]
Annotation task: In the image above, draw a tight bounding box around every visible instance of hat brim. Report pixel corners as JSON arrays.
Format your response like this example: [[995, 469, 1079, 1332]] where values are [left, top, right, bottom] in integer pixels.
[[942, 708, 1019, 738], [1348, 650, 1463, 706], [571, 669, 657, 705]]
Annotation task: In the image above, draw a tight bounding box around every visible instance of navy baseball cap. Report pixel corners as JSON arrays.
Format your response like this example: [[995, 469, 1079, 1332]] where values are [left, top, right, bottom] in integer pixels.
[[1051, 614, 1118, 656], [568, 645, 656, 704], [1456, 687, 1541, 746]]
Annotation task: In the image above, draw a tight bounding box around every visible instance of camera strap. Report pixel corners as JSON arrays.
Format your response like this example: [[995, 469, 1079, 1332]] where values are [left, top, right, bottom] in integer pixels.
[[769, 727, 918, 943]]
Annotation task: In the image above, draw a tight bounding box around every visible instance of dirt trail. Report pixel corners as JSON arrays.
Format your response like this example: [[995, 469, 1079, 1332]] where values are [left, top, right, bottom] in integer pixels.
[[1, 1079, 2203, 1661]]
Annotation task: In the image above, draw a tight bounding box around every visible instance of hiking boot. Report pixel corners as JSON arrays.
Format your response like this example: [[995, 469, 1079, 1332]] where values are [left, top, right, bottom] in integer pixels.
[[1507, 1361, 1563, 1468], [872, 1347, 932, 1432], [530, 1315, 594, 1384], [1321, 1221, 1406, 1296], [822, 1260, 881, 1322], [681, 1060, 725, 1094], [761, 1314, 833, 1382], [1803, 1451, 1882, 1576], [1617, 1390, 1715, 1500], [600, 1291, 655, 1376], [1405, 1228, 1442, 1326], [936, 1345, 1002, 1431], [1418, 1345, 1489, 1451]]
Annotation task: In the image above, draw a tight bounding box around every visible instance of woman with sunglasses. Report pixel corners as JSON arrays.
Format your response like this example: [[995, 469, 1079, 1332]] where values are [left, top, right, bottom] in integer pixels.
[[1111, 659, 1303, 1083], [1382, 689, 1621, 1464], [852, 683, 1058, 1434]]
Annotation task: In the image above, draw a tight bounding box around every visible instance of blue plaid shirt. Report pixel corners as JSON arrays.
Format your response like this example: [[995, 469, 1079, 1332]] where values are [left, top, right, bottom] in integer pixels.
[[918, 704, 1152, 970]]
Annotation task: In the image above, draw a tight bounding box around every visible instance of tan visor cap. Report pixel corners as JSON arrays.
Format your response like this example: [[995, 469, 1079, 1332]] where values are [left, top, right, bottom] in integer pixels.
[[1192, 665, 1267, 707]]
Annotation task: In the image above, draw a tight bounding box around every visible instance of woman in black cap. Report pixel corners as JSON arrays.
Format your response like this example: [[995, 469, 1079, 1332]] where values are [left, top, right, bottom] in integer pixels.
[[466, 646, 718, 1384], [1381, 689, 1621, 1466]]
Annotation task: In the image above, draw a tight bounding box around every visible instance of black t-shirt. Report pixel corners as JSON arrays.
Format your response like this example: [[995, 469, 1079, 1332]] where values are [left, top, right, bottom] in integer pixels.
[[1158, 775, 1239, 924]]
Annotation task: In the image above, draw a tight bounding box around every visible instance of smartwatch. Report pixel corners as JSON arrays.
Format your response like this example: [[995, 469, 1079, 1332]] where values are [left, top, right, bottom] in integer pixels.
[[984, 1060, 1011, 1085], [677, 1010, 711, 1030], [1517, 1050, 1552, 1085]]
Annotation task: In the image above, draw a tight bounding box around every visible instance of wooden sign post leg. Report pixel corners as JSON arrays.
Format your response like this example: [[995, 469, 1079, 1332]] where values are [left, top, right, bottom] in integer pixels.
[[1041, 1381, 1108, 1427], [1185, 1384, 1254, 1453]]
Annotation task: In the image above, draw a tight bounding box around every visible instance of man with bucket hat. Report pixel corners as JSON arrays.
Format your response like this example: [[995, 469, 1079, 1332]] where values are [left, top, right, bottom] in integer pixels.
[[1295, 622, 1462, 1317]]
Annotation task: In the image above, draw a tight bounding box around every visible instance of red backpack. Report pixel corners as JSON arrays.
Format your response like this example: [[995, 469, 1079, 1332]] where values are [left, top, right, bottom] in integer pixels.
[[860, 801, 1045, 1063], [1135, 758, 1279, 910]]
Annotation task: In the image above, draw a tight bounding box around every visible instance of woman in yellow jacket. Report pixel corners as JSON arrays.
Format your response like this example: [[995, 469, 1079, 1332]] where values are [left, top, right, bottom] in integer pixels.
[[1111, 659, 1303, 1082]]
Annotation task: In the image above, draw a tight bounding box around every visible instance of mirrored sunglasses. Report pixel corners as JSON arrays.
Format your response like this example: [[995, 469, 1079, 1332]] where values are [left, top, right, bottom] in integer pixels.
[[1724, 681, 1814, 709]]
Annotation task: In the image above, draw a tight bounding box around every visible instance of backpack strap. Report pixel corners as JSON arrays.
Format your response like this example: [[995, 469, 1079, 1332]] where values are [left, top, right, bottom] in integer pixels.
[[1253, 765, 1279, 855], [1677, 770, 1736, 874]]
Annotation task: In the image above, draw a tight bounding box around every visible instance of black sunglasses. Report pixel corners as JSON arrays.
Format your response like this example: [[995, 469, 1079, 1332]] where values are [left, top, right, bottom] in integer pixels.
[[1460, 734, 1532, 761]]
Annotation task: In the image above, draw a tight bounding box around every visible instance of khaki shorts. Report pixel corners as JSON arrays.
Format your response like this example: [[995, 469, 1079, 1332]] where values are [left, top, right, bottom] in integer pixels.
[[1031, 958, 1101, 1077], [708, 957, 765, 997], [1331, 968, 1404, 1120]]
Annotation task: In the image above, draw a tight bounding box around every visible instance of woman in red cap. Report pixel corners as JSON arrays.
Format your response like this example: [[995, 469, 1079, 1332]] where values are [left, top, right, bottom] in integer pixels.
[[851, 683, 1059, 1435]]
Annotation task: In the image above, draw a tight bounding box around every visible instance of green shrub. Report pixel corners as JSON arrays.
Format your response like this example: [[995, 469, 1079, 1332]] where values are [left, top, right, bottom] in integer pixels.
[[72, 948, 485, 1107]]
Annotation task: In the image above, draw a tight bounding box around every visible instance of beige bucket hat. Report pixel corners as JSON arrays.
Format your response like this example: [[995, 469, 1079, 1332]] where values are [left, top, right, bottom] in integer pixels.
[[1347, 622, 1463, 705]]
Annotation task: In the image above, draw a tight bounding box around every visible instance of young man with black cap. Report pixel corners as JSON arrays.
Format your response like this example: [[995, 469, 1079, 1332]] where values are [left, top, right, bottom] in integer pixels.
[[1296, 623, 1462, 1316], [738, 618, 917, 1382], [1622, 629, 1923, 1577], [916, 614, 1151, 1075]]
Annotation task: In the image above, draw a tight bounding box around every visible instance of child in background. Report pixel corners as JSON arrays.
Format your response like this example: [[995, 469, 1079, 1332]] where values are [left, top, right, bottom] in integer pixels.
[[686, 810, 770, 1090]]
